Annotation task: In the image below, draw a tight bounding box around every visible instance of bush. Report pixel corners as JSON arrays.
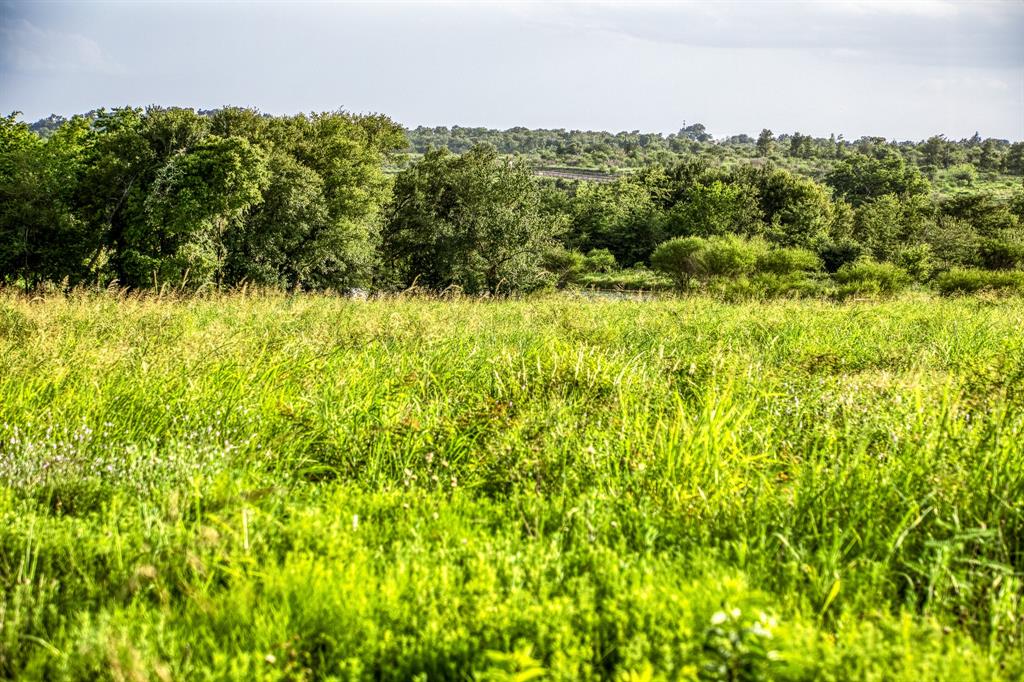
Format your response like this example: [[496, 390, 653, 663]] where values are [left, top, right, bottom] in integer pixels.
[[584, 248, 617, 273], [934, 268, 1024, 295], [577, 266, 673, 291], [816, 239, 864, 273], [923, 217, 981, 269], [650, 236, 765, 290], [946, 163, 977, 187], [650, 236, 707, 288], [752, 272, 829, 298], [708, 273, 829, 301], [977, 237, 1024, 270], [540, 247, 586, 288], [700, 236, 766, 278], [894, 243, 935, 281], [755, 247, 821, 275], [832, 259, 910, 298]]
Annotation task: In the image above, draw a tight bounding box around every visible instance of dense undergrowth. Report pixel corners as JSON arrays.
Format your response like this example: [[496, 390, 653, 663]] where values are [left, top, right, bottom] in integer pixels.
[[1, 291, 1023, 680]]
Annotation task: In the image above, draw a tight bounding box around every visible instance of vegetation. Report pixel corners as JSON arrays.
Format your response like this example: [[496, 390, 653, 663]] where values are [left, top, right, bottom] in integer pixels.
[[5, 109, 1023, 297], [403, 124, 1024, 184], [2, 292, 1024, 679], [3, 106, 1024, 678], [3, 108, 405, 291]]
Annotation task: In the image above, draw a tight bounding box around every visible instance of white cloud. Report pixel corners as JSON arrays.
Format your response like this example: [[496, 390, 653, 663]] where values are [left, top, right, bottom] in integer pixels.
[[827, 1, 961, 19], [511, 1, 1024, 68], [0, 18, 124, 75]]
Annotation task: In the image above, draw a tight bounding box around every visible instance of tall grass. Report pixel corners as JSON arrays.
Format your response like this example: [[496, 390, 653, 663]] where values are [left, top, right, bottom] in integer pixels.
[[1, 291, 1022, 680]]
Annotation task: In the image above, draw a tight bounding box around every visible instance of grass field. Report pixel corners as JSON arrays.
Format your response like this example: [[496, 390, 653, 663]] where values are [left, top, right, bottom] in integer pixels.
[[1, 291, 1023, 680]]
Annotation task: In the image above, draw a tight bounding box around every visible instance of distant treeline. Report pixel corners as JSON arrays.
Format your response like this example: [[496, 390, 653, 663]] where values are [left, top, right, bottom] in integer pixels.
[[405, 123, 1024, 177], [2, 107, 1023, 295]]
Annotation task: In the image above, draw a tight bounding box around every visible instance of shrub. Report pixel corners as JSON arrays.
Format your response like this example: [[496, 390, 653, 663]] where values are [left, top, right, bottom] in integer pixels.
[[946, 163, 977, 187], [894, 243, 935, 281], [752, 272, 829, 298], [709, 273, 829, 301], [650, 236, 765, 290], [700, 236, 766, 278], [832, 259, 910, 298], [816, 239, 864, 273], [540, 247, 586, 288], [755, 247, 821, 275], [977, 237, 1024, 271], [650, 236, 707, 289], [934, 268, 1024, 295], [584, 248, 617, 273], [923, 217, 982, 269], [577, 266, 673, 291]]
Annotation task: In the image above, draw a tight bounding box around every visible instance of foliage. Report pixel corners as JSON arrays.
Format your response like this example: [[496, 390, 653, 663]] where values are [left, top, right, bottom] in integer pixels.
[[566, 179, 665, 267], [893, 243, 935, 281], [650, 236, 707, 288], [977, 237, 1024, 271], [0, 114, 96, 288], [748, 167, 834, 248], [583, 248, 616, 273], [754, 246, 821, 275], [576, 266, 673, 291], [3, 107, 404, 291], [934, 268, 1024, 295], [540, 247, 586, 288], [4, 110, 1024, 296], [664, 180, 762, 239], [945, 163, 977, 187], [815, 239, 864, 273], [825, 150, 930, 207], [651, 235, 771, 289], [832, 259, 911, 298], [923, 217, 982, 270], [383, 146, 556, 294]]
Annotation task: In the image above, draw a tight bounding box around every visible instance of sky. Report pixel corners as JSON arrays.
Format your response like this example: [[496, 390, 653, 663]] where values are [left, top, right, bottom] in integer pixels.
[[1, 0, 1022, 141]]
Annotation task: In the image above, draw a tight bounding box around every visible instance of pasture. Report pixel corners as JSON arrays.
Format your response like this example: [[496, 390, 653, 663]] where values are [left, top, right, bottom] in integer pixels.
[[1, 292, 1022, 680]]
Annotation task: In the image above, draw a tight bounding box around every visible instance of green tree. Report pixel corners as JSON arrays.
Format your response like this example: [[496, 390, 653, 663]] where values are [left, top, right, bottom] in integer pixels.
[[920, 135, 953, 170], [939, 192, 1019, 237], [133, 136, 267, 287], [382, 146, 556, 293], [0, 114, 96, 288], [825, 150, 930, 207], [1006, 142, 1024, 175], [567, 179, 665, 266], [77, 107, 212, 286], [540, 246, 586, 288], [231, 110, 405, 290], [977, 139, 1005, 172], [664, 180, 763, 239], [651, 235, 765, 289], [223, 153, 332, 288], [756, 129, 775, 157], [750, 167, 835, 248], [852, 194, 929, 262]]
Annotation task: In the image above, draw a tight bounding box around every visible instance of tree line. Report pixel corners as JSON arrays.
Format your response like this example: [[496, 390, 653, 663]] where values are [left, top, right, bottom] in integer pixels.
[[2, 107, 1023, 295], [406, 123, 1024, 177]]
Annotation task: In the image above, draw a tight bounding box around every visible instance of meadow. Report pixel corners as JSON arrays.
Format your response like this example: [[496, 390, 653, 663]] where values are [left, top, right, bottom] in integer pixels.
[[1, 291, 1022, 680]]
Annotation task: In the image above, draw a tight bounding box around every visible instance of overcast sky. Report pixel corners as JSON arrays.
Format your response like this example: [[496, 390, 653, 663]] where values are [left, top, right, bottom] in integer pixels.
[[1, 0, 1022, 140]]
